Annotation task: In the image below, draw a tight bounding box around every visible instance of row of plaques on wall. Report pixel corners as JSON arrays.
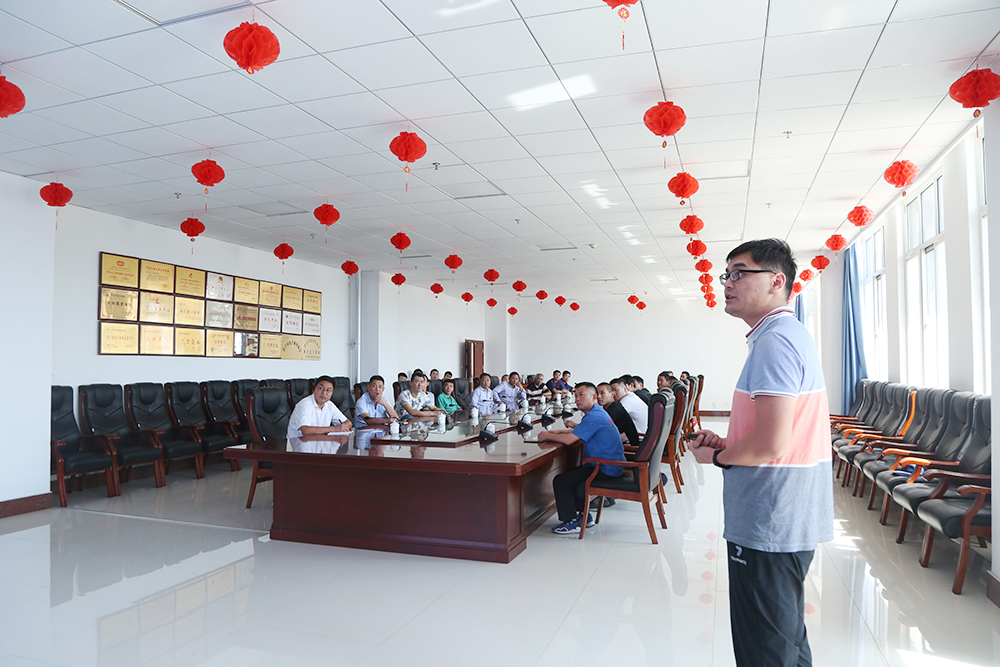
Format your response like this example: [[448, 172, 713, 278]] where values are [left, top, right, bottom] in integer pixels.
[[98, 252, 322, 359], [99, 324, 321, 359]]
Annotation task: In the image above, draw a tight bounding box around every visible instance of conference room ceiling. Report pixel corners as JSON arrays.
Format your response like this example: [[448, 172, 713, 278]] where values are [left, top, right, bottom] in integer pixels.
[[1, 0, 997, 303]]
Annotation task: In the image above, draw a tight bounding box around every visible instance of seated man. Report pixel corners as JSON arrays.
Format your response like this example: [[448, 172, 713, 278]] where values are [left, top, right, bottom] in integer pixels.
[[354, 375, 399, 428], [612, 375, 648, 435], [470, 373, 502, 415], [632, 375, 652, 405], [287, 375, 352, 438], [443, 371, 453, 380], [561, 371, 574, 391], [596, 382, 640, 449], [495, 372, 527, 411], [539, 383, 625, 534], [501, 374, 509, 385], [396, 372, 443, 418], [429, 369, 440, 381], [524, 373, 551, 404], [546, 370, 569, 397], [435, 378, 461, 414], [656, 371, 673, 392], [397, 372, 408, 384]]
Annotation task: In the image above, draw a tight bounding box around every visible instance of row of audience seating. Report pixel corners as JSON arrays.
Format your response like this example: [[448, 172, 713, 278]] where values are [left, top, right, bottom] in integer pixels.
[[831, 380, 992, 594], [50, 377, 349, 508]]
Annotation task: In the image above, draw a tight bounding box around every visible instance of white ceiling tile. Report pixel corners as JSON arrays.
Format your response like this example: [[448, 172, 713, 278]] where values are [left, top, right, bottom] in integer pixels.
[[217, 140, 308, 167], [414, 112, 510, 144], [870, 9, 1000, 67], [34, 100, 148, 137], [460, 66, 563, 110], [299, 92, 405, 130], [762, 25, 884, 79], [9, 49, 149, 99], [164, 8, 313, 68], [755, 105, 846, 136], [422, 20, 547, 77], [575, 91, 663, 129], [554, 52, 661, 99], [113, 157, 188, 180], [329, 38, 452, 90], [0, 11, 71, 62], [228, 104, 331, 139], [890, 0, 1000, 22], [853, 60, 972, 104], [0, 69, 83, 113], [0, 0, 151, 45], [105, 126, 206, 156], [665, 81, 761, 118], [604, 146, 664, 171], [754, 132, 834, 160], [50, 137, 148, 165], [448, 136, 531, 163], [376, 79, 486, 120], [536, 152, 612, 175], [0, 113, 88, 145], [491, 175, 560, 194], [264, 0, 410, 52], [681, 113, 759, 144], [84, 29, 229, 85], [517, 129, 601, 157], [527, 6, 652, 64], [758, 70, 862, 111], [656, 40, 764, 89], [492, 101, 587, 135], [838, 96, 942, 131], [380, 0, 521, 34], [320, 152, 399, 177], [164, 71, 286, 115], [278, 131, 367, 160], [250, 55, 364, 103], [263, 160, 340, 184], [767, 0, 895, 36], [100, 86, 213, 127], [4, 145, 98, 172], [645, 0, 769, 50], [475, 159, 549, 181], [827, 126, 916, 154], [162, 116, 265, 148], [751, 156, 825, 176]]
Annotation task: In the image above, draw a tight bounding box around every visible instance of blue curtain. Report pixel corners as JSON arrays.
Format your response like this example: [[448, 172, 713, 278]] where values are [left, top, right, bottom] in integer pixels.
[[842, 245, 868, 412], [794, 294, 806, 324]]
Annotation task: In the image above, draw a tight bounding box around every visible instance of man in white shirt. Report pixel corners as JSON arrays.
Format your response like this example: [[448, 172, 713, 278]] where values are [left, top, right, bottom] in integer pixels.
[[612, 376, 648, 434], [287, 376, 351, 439], [395, 372, 444, 418], [470, 373, 502, 415]]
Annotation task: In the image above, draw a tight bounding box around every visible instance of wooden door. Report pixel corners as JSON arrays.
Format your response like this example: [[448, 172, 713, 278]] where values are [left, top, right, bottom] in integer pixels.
[[465, 339, 484, 380]]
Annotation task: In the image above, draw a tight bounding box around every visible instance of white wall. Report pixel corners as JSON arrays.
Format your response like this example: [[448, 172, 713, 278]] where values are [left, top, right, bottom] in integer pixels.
[[507, 297, 750, 411], [51, 205, 351, 388], [820, 257, 845, 414], [0, 171, 56, 503], [983, 102, 1000, 589]]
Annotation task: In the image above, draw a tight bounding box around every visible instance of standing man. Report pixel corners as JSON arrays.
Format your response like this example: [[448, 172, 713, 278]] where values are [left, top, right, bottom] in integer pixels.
[[354, 375, 399, 428], [689, 239, 832, 667], [540, 383, 624, 534], [287, 376, 352, 438]]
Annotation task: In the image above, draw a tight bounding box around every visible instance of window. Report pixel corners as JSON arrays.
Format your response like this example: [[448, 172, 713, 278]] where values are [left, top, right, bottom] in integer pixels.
[[903, 177, 949, 387], [981, 215, 991, 393], [860, 228, 888, 380]]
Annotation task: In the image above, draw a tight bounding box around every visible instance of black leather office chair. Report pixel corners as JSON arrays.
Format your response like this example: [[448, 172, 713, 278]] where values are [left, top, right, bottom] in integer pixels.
[[201, 380, 253, 443], [427, 379, 443, 399], [125, 383, 205, 478], [165, 381, 240, 470], [51, 386, 118, 506], [286, 378, 311, 411], [453, 378, 471, 409], [331, 383, 352, 416], [244, 387, 292, 508], [231, 379, 260, 423], [79, 384, 165, 488]]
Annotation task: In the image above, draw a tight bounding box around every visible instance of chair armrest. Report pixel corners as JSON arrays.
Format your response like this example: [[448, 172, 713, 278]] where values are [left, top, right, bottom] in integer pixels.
[[581, 457, 642, 469], [134, 428, 166, 436], [51, 439, 65, 463], [958, 484, 991, 497], [870, 440, 917, 450], [895, 456, 936, 468], [925, 471, 990, 484], [81, 432, 120, 441]]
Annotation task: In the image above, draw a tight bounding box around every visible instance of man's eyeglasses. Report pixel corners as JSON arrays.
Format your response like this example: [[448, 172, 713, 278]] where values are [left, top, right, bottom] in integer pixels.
[[718, 269, 777, 285]]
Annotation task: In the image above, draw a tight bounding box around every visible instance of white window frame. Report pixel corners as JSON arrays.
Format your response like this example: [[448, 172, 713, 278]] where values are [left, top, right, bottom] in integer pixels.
[[859, 227, 888, 380]]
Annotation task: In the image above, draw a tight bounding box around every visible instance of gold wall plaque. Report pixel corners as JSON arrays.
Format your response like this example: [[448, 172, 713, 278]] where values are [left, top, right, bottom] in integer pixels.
[[101, 253, 139, 288], [234, 277, 259, 304], [174, 297, 205, 327], [140, 260, 175, 293], [139, 292, 174, 324], [206, 330, 233, 357], [280, 335, 305, 360], [100, 287, 138, 321], [259, 334, 282, 359], [302, 290, 322, 313], [100, 322, 139, 355], [175, 328, 205, 356], [234, 332, 259, 358], [140, 325, 174, 355], [282, 286, 303, 310], [302, 336, 321, 361], [175, 267, 206, 297], [234, 304, 259, 331], [259, 281, 281, 307]]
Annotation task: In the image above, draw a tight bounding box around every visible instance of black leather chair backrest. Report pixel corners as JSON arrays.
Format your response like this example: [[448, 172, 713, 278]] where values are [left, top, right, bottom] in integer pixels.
[[332, 376, 350, 390], [427, 379, 443, 398], [860, 381, 888, 424], [165, 382, 205, 427], [125, 383, 173, 431], [51, 386, 80, 454], [398, 380, 411, 395], [490, 375, 500, 391], [201, 380, 241, 423], [286, 379, 311, 409], [913, 389, 955, 451], [79, 384, 130, 439], [847, 379, 869, 417], [636, 393, 673, 489], [331, 384, 351, 414], [232, 379, 260, 419], [901, 387, 936, 444], [958, 396, 991, 474], [246, 387, 291, 442], [261, 378, 285, 388], [669, 380, 688, 444], [931, 391, 978, 461], [453, 378, 471, 408], [869, 383, 904, 434]]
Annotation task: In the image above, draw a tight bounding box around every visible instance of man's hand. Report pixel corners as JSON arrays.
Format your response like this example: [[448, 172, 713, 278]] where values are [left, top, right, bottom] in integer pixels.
[[689, 430, 725, 464], [564, 418, 577, 428]]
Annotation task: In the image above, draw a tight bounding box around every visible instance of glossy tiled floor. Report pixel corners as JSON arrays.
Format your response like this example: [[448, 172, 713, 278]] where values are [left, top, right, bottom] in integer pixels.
[[2, 420, 998, 667]]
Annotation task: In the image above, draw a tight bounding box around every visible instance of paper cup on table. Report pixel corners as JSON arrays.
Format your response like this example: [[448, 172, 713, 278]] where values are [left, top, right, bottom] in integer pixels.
[[389, 421, 399, 435], [437, 413, 446, 425], [470, 407, 479, 420]]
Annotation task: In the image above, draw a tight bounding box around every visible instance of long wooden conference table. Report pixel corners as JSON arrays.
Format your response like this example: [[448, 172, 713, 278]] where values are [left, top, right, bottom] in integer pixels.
[[224, 406, 578, 563]]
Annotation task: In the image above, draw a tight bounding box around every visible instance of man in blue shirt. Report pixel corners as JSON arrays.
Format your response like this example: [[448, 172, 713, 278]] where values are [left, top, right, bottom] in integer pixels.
[[354, 375, 399, 428], [539, 382, 625, 535]]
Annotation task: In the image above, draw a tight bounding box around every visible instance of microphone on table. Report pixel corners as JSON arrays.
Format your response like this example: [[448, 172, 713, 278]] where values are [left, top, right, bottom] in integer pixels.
[[479, 422, 499, 442], [517, 413, 533, 431], [540, 407, 556, 426]]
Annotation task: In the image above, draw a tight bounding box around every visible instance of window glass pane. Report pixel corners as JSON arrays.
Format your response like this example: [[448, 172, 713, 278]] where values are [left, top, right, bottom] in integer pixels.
[[936, 177, 945, 235], [874, 228, 884, 272], [906, 199, 921, 251], [922, 246, 938, 387], [983, 216, 992, 393], [935, 243, 948, 388], [905, 256, 922, 385], [921, 184, 937, 243], [875, 275, 888, 380]]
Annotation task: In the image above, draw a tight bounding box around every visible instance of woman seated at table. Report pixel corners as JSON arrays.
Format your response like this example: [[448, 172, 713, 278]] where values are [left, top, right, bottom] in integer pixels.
[[436, 378, 461, 415]]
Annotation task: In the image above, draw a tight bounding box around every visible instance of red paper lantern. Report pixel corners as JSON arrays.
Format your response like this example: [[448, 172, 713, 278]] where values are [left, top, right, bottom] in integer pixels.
[[628, 295, 639, 305], [508, 307, 517, 316], [704, 292, 714, 301], [811, 255, 830, 272], [484, 268, 500, 283], [444, 254, 463, 273], [224, 22, 280, 74], [274, 243, 293, 262], [487, 298, 498, 308], [791, 282, 803, 294], [826, 234, 847, 253], [180, 217, 205, 241], [191, 159, 225, 187], [389, 131, 427, 163], [694, 258, 713, 273], [390, 232, 411, 252], [391, 273, 406, 287], [686, 239, 707, 257], [636, 301, 646, 310], [512, 280, 527, 293], [0, 76, 26, 118], [462, 292, 474, 303], [799, 269, 815, 282], [314, 204, 340, 227], [555, 296, 566, 306], [643, 101, 687, 142], [701, 284, 713, 293], [535, 290, 548, 301], [847, 205, 873, 228], [40, 182, 72, 207], [883, 160, 919, 193], [341, 260, 359, 276], [570, 302, 580, 311], [668, 172, 699, 204], [430, 283, 444, 297], [698, 273, 713, 285], [679, 215, 703, 235], [949, 69, 1000, 113]]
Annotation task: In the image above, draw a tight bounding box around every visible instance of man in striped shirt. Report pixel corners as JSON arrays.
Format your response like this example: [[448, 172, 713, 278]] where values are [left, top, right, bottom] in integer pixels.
[[690, 239, 833, 667]]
